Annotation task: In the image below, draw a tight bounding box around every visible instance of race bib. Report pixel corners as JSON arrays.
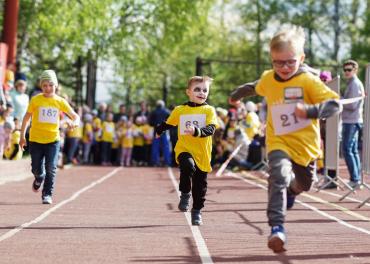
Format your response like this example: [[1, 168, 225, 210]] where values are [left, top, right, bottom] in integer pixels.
[[179, 114, 206, 135], [38, 107, 59, 124], [271, 104, 311, 135], [105, 125, 114, 133]]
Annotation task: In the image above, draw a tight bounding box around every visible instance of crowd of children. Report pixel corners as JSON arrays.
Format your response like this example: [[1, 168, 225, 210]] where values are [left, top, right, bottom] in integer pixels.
[[58, 99, 263, 170]]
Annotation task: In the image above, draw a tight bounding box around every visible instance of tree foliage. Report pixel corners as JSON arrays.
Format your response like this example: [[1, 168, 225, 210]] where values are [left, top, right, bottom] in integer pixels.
[[3, 0, 370, 108]]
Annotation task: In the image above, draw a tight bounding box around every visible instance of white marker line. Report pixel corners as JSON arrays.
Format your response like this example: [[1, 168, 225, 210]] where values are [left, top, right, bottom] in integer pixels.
[[167, 167, 213, 264], [0, 167, 121, 242], [317, 189, 370, 208], [227, 173, 370, 235]]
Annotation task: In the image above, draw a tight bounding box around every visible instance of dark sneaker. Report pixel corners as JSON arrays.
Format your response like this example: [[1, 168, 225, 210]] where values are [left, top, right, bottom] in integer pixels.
[[178, 192, 191, 212], [191, 209, 202, 226], [32, 179, 42, 193], [42, 195, 53, 204], [287, 192, 296, 210], [268, 225, 286, 253]]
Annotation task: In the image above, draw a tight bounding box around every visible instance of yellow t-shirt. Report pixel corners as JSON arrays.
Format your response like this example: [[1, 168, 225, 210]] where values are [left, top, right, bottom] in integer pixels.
[[82, 123, 93, 143], [142, 124, 154, 144], [93, 117, 102, 142], [166, 104, 218, 172], [245, 112, 261, 140], [120, 128, 134, 148], [133, 125, 145, 146], [27, 94, 73, 143], [67, 122, 83, 138], [101, 121, 115, 143], [4, 130, 23, 160], [255, 70, 339, 166]]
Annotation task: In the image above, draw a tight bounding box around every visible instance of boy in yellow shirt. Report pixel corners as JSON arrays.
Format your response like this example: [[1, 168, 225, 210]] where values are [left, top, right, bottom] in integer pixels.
[[20, 70, 80, 204], [229, 26, 341, 253], [155, 76, 218, 225]]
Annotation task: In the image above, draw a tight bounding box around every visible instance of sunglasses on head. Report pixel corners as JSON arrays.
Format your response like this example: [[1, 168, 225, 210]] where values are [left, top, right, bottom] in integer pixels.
[[343, 68, 353, 72]]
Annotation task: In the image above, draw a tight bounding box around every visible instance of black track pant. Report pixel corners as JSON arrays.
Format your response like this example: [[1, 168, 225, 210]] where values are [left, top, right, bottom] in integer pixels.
[[178, 152, 208, 210]]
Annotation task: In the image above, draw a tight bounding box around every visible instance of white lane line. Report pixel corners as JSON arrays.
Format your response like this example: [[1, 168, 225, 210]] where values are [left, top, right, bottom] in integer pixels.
[[0, 167, 121, 242], [318, 189, 370, 208], [228, 173, 370, 235], [167, 167, 214, 264]]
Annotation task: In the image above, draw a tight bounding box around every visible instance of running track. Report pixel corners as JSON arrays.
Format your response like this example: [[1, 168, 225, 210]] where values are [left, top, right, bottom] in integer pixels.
[[1, 165, 370, 263]]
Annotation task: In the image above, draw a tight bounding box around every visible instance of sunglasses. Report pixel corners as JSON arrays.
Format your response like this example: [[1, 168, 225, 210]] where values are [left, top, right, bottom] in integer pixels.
[[343, 68, 353, 72], [272, 59, 297, 68]]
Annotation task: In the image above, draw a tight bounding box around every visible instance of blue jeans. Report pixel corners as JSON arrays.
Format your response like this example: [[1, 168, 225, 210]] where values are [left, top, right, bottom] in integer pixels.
[[342, 123, 362, 182], [151, 133, 171, 166], [29, 141, 60, 197]]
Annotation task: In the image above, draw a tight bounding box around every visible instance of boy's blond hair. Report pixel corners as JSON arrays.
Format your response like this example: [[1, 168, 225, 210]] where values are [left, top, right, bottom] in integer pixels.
[[270, 25, 305, 55], [187, 76, 213, 89]]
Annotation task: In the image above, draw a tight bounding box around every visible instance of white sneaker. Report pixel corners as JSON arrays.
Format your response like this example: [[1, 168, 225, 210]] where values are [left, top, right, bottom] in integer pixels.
[[42, 196, 53, 204], [268, 225, 287, 253]]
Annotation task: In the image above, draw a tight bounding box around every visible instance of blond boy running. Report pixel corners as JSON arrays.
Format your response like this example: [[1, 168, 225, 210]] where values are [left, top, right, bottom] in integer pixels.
[[229, 26, 341, 253], [20, 70, 79, 204]]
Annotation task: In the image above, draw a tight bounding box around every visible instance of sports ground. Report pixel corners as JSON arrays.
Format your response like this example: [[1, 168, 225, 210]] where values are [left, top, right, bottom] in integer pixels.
[[1, 161, 370, 264]]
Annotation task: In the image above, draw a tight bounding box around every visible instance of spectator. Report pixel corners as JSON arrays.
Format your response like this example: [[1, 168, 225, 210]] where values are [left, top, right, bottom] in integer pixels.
[[0, 121, 13, 159], [113, 103, 127, 123], [149, 100, 171, 166], [244, 101, 261, 141], [341, 60, 365, 189], [3, 119, 22, 160], [81, 113, 94, 164], [10, 79, 29, 122], [97, 102, 107, 121], [134, 101, 150, 121], [100, 112, 115, 166], [120, 118, 134, 166]]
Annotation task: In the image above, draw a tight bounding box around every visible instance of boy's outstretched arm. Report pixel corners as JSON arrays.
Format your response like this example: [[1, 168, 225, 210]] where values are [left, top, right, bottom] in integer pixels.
[[229, 80, 259, 105], [295, 99, 342, 119], [155, 122, 175, 137]]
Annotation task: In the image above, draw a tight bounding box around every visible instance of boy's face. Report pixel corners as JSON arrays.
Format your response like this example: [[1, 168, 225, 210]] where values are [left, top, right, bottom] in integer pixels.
[[186, 81, 210, 104], [40, 80, 56, 97], [271, 49, 305, 81]]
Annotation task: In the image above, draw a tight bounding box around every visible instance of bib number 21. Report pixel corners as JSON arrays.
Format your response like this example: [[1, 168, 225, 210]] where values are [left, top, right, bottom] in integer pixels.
[[271, 104, 311, 135]]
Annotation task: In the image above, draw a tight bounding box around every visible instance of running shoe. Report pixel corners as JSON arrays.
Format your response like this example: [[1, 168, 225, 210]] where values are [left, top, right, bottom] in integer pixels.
[[42, 195, 53, 204], [191, 209, 202, 226], [32, 179, 42, 193], [268, 225, 286, 253], [178, 192, 191, 212]]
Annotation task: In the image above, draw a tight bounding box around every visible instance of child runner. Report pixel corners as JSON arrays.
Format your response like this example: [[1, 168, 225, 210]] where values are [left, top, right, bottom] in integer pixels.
[[229, 26, 341, 253], [19, 70, 80, 204], [155, 76, 218, 225]]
